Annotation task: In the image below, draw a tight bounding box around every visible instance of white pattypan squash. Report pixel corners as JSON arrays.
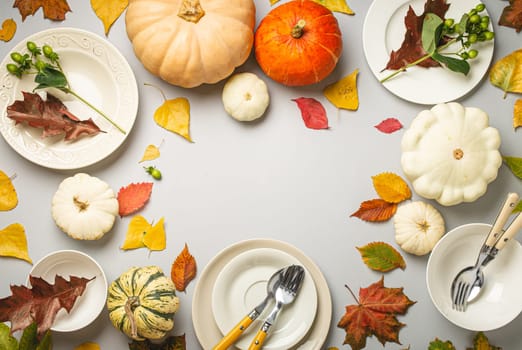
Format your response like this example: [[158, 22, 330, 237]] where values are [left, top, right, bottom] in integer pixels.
[[401, 102, 502, 206], [222, 72, 270, 122], [394, 201, 445, 256], [51, 173, 118, 240]]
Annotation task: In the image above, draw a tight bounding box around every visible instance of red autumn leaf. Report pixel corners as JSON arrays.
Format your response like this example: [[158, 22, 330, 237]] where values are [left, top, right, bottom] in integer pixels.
[[292, 97, 329, 130], [385, 0, 450, 70], [6, 92, 102, 141], [0, 275, 94, 336], [14, 0, 71, 21], [171, 243, 197, 292], [375, 118, 403, 134], [338, 277, 416, 350], [117, 182, 153, 216], [499, 0, 522, 33], [350, 199, 398, 222]]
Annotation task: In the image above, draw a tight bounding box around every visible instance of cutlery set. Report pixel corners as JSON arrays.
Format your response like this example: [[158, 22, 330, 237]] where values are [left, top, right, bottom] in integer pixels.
[[213, 264, 305, 350], [450, 193, 522, 311]]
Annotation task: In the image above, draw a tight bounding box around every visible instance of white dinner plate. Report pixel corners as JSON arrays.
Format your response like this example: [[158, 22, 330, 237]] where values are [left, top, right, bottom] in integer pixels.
[[426, 223, 522, 331], [0, 27, 138, 170], [212, 248, 318, 350], [192, 239, 332, 350], [28, 250, 108, 332], [363, 0, 494, 104]]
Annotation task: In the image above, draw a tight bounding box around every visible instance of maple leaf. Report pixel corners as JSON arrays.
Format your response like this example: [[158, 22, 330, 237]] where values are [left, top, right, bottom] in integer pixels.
[[117, 182, 153, 216], [350, 199, 398, 222], [0, 275, 93, 335], [338, 277, 415, 350], [129, 334, 186, 350], [171, 244, 197, 292], [0, 19, 16, 42], [375, 118, 403, 134], [385, 0, 450, 70], [429, 338, 456, 350], [499, 0, 522, 33], [14, 0, 71, 21], [6, 92, 102, 141], [466, 331, 501, 350], [292, 97, 329, 130]]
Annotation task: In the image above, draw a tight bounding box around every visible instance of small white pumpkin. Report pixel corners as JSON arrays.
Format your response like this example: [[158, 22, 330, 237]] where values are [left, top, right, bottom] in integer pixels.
[[394, 201, 445, 256], [222, 72, 270, 122], [401, 102, 502, 206], [51, 173, 118, 240]]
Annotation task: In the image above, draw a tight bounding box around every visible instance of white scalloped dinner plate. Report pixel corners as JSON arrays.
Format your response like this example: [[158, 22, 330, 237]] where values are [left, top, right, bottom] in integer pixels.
[[363, 0, 493, 104], [192, 239, 332, 350], [0, 27, 138, 170], [212, 248, 318, 350]]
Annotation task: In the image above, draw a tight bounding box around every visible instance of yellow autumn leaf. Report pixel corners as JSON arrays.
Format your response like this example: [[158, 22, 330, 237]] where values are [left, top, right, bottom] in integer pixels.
[[154, 97, 192, 142], [0, 18, 16, 42], [139, 144, 161, 163], [121, 215, 166, 251], [489, 49, 522, 97], [514, 99, 522, 129], [0, 170, 17, 211], [90, 0, 128, 35], [323, 69, 359, 110], [0, 223, 32, 264], [142, 217, 166, 251], [270, 0, 279, 4], [372, 172, 411, 204], [74, 342, 100, 350], [312, 0, 354, 15]]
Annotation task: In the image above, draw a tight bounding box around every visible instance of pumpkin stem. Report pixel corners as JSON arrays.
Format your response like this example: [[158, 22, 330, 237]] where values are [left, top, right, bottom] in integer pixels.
[[417, 220, 430, 233], [178, 0, 205, 23], [291, 19, 306, 39], [73, 196, 89, 212], [453, 148, 464, 160], [124, 296, 140, 339]]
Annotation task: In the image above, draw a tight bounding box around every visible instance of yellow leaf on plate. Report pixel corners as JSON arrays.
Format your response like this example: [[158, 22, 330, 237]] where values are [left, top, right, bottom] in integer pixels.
[[154, 97, 193, 142], [121, 215, 166, 251], [514, 99, 522, 129], [0, 223, 32, 263], [323, 69, 359, 110], [74, 342, 100, 350], [139, 144, 161, 163], [312, 0, 354, 15], [0, 18, 16, 42], [0, 170, 18, 211], [489, 49, 522, 97], [90, 0, 128, 35], [372, 172, 411, 204]]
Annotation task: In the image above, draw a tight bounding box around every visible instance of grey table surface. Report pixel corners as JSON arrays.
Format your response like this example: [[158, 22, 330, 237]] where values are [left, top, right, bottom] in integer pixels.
[[1, 0, 521, 349]]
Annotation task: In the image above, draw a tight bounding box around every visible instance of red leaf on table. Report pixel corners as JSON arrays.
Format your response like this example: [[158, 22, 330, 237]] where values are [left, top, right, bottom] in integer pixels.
[[171, 243, 197, 292], [350, 199, 398, 222], [338, 277, 416, 350], [117, 182, 153, 216], [14, 0, 71, 21], [375, 118, 403, 134], [499, 0, 522, 32], [292, 97, 329, 130], [6, 92, 102, 141], [0, 275, 94, 335], [384, 0, 450, 70]]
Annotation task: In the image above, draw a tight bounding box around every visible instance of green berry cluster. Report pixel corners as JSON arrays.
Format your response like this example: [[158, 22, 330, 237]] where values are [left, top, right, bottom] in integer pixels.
[[6, 41, 60, 78]]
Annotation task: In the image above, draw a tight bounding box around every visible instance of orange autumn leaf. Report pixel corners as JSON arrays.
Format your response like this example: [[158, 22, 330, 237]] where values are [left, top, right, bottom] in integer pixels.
[[372, 172, 412, 204], [351, 199, 398, 222], [171, 243, 197, 292], [514, 99, 522, 129], [0, 19, 17, 42], [14, 0, 71, 21], [117, 182, 153, 216]]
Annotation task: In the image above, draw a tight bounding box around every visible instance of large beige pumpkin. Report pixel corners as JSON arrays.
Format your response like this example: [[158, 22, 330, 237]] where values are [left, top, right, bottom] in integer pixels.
[[126, 0, 256, 88]]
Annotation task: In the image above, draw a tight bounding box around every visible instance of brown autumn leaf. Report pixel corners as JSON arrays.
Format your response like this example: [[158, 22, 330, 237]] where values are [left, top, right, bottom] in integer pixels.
[[499, 0, 522, 33], [350, 199, 398, 222], [0, 19, 17, 42], [171, 244, 197, 292], [14, 0, 71, 21], [338, 277, 415, 350], [514, 99, 522, 129]]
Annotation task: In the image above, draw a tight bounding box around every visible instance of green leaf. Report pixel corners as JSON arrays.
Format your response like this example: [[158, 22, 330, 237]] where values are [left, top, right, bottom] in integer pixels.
[[0, 323, 18, 350], [503, 156, 522, 179], [19, 323, 38, 350], [356, 242, 406, 272], [422, 13, 443, 54], [432, 52, 470, 75], [428, 338, 456, 350], [34, 66, 68, 90], [514, 201, 522, 213], [35, 331, 52, 350]]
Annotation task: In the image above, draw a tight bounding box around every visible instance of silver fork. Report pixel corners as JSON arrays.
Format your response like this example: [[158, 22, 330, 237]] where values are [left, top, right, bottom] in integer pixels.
[[247, 264, 305, 350]]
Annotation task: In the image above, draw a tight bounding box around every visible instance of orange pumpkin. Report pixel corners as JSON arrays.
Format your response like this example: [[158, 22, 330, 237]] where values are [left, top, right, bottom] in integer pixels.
[[254, 0, 343, 86]]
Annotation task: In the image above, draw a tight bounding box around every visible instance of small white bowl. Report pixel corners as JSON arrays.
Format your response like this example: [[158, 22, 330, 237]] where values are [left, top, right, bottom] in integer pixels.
[[28, 250, 107, 332], [426, 223, 522, 331]]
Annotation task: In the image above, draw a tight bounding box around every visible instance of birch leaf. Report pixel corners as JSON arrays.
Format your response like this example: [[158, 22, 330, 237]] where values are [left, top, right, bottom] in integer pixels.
[[0, 19, 16, 42], [489, 49, 522, 97], [0, 170, 17, 211], [372, 172, 412, 203], [121, 215, 166, 251], [311, 0, 354, 15], [0, 223, 32, 264], [357, 242, 406, 272], [171, 243, 197, 292], [514, 99, 522, 129], [323, 69, 359, 110], [90, 0, 128, 35], [139, 144, 161, 163]]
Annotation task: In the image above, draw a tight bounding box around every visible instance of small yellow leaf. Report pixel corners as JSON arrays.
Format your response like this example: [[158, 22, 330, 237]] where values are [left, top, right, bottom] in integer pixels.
[[312, 0, 354, 15], [0, 170, 18, 211], [323, 69, 359, 110], [142, 217, 166, 251], [90, 0, 128, 35], [74, 342, 100, 350], [514, 99, 522, 129], [372, 172, 412, 204], [0, 223, 32, 264], [0, 18, 17, 42], [121, 215, 166, 251], [139, 144, 161, 163], [154, 97, 193, 142], [270, 0, 280, 4], [489, 49, 522, 97]]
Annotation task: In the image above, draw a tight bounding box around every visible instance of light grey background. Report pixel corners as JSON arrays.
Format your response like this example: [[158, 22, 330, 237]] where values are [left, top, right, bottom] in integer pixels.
[[1, 0, 521, 349]]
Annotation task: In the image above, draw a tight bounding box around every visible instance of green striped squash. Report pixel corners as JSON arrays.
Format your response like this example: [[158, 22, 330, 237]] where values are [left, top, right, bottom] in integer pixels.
[[107, 266, 180, 340]]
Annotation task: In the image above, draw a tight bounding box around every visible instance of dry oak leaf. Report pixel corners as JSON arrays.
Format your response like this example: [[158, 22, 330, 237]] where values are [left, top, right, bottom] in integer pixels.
[[0, 275, 93, 335], [91, 0, 128, 35], [171, 243, 197, 292], [14, 0, 71, 21], [0, 170, 18, 211], [338, 277, 415, 350], [0, 223, 32, 263], [0, 19, 16, 42], [351, 199, 398, 222], [121, 215, 165, 251], [323, 69, 359, 110], [375, 118, 403, 134], [489, 49, 522, 97], [372, 172, 412, 203], [293, 97, 329, 130], [514, 99, 522, 129], [139, 144, 161, 163], [499, 0, 522, 33], [357, 242, 406, 272], [117, 182, 153, 216], [74, 342, 101, 350]]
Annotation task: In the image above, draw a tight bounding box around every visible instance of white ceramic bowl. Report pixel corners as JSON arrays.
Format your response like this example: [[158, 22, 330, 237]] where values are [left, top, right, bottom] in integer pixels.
[[426, 223, 522, 331], [28, 250, 108, 332]]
